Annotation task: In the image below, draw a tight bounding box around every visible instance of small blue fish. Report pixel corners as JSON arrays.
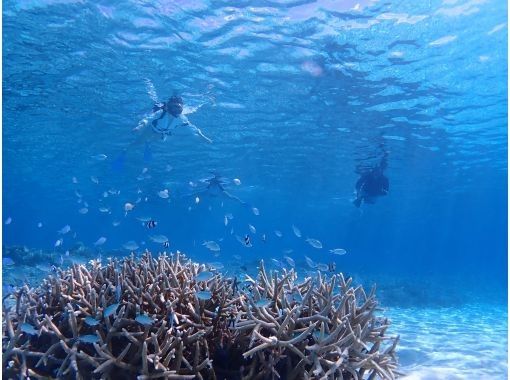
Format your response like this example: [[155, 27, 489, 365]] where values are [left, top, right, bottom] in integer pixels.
[[115, 284, 122, 303], [196, 290, 212, 301], [135, 314, 154, 326], [78, 334, 100, 344], [3, 257, 15, 266], [20, 323, 38, 336], [195, 271, 214, 282], [103, 303, 119, 318], [84, 316, 100, 326], [254, 298, 272, 308], [313, 331, 330, 342]]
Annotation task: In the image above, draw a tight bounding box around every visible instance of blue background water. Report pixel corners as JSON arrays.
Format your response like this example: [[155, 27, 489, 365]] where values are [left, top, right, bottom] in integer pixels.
[[3, 0, 507, 305]]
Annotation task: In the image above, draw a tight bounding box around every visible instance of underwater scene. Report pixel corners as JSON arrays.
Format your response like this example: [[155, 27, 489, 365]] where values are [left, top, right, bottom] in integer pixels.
[[2, 0, 508, 379]]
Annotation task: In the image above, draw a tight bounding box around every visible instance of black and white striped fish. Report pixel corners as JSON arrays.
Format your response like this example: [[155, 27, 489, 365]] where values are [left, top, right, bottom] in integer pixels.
[[145, 220, 157, 229], [163, 241, 170, 248]]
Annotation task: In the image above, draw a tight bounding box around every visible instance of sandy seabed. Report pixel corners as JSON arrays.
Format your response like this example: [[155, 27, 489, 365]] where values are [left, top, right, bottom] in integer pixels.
[[386, 303, 507, 379]]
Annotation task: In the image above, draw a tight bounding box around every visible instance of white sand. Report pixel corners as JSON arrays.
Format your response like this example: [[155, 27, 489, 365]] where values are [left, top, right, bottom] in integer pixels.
[[384, 303, 508, 379]]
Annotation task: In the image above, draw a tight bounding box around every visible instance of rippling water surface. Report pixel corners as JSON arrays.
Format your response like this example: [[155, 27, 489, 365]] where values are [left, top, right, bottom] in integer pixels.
[[2, 0, 508, 376]]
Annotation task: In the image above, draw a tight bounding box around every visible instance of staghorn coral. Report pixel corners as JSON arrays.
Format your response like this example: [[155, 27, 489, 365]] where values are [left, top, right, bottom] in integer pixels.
[[2, 251, 400, 379]]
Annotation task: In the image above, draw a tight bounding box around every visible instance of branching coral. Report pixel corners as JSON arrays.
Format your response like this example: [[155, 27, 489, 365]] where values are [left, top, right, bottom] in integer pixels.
[[2, 251, 399, 379]]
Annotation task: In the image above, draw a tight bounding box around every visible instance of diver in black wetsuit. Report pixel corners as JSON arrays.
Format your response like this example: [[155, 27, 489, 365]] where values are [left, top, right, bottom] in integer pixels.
[[353, 155, 389, 208]]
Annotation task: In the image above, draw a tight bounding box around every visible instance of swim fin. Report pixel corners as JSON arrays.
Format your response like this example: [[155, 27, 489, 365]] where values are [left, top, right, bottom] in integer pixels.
[[112, 150, 126, 172], [144, 142, 153, 162]]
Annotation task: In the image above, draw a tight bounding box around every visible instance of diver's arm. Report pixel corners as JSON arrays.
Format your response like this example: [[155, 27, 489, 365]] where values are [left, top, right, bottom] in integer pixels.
[[180, 115, 213, 143]]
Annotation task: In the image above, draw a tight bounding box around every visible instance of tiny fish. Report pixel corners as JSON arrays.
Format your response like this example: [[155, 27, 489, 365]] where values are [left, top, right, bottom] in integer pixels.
[[224, 215, 229, 226], [150, 235, 169, 244], [254, 298, 272, 308], [274, 230, 283, 238], [58, 225, 71, 234], [103, 303, 119, 318], [252, 207, 260, 216], [233, 178, 241, 185], [244, 235, 252, 247], [122, 241, 139, 251], [196, 290, 212, 300], [115, 283, 122, 303], [330, 248, 347, 256], [135, 314, 154, 326], [78, 208, 88, 214], [103, 191, 108, 198], [112, 220, 121, 227], [91, 154, 107, 161], [195, 271, 214, 282], [145, 220, 157, 229], [313, 330, 330, 343], [248, 224, 256, 234], [84, 316, 100, 326], [75, 190, 82, 198], [20, 323, 38, 336], [94, 237, 107, 246], [283, 256, 295, 267], [317, 263, 329, 271], [305, 256, 317, 269], [195, 196, 200, 204], [158, 189, 169, 199], [136, 216, 152, 222], [163, 241, 170, 248], [99, 207, 110, 213], [37, 222, 43, 228], [225, 213, 234, 220], [72, 177, 78, 184], [292, 225, 302, 238], [168, 310, 177, 329], [78, 334, 100, 344], [4, 217, 12, 225], [90, 176, 99, 184], [306, 238, 323, 249], [203, 240, 220, 252], [261, 234, 266, 243], [55, 238, 63, 247], [3, 257, 15, 266]]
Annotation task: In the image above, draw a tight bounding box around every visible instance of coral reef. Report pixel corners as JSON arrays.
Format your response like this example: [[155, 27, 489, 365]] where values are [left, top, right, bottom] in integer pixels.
[[2, 251, 399, 379]]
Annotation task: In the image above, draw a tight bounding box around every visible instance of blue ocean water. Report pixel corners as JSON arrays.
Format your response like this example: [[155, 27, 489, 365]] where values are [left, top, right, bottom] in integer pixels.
[[2, 0, 508, 377]]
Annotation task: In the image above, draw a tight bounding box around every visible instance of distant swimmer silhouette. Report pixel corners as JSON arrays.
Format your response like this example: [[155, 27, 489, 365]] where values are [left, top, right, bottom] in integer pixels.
[[190, 172, 246, 205], [353, 155, 389, 208]]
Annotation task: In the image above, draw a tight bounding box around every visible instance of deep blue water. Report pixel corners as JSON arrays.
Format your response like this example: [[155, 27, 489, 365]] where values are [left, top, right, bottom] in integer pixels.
[[3, 0, 507, 306]]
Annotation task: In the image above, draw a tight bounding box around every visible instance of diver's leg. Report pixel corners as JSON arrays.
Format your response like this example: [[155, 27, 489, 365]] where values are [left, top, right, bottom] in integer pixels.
[[112, 128, 153, 171], [223, 190, 246, 205]]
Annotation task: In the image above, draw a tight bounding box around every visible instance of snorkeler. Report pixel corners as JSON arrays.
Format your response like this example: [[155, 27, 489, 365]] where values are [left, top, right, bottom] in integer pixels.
[[353, 155, 389, 208], [113, 95, 212, 169], [140, 95, 212, 143], [192, 172, 247, 205]]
